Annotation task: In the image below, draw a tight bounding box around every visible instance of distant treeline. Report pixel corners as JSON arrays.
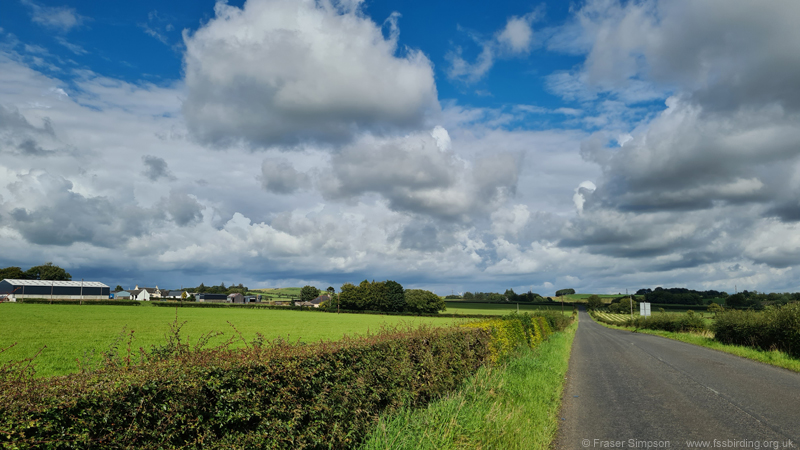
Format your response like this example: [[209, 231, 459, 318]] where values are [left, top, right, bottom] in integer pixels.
[[636, 287, 800, 308], [458, 289, 544, 302], [184, 282, 249, 295], [636, 287, 727, 305]]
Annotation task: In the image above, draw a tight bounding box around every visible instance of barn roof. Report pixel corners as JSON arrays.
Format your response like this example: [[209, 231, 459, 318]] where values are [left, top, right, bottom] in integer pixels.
[[1, 279, 109, 288]]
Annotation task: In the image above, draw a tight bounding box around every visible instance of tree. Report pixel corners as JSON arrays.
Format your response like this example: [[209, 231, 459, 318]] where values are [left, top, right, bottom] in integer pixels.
[[338, 283, 359, 310], [619, 297, 638, 313], [707, 303, 724, 315], [0, 266, 28, 280], [586, 295, 603, 310], [25, 262, 71, 281], [405, 289, 446, 313], [555, 288, 575, 297], [114, 285, 124, 292], [385, 280, 405, 312], [504, 288, 518, 302], [371, 281, 390, 311], [300, 285, 321, 303]]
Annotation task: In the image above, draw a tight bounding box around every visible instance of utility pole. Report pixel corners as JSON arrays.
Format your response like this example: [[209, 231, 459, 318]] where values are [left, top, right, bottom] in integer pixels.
[[628, 289, 633, 318]]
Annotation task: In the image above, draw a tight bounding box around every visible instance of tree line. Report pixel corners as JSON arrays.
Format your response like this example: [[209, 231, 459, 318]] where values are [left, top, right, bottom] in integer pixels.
[[460, 289, 544, 302], [304, 280, 446, 313], [0, 263, 72, 281]]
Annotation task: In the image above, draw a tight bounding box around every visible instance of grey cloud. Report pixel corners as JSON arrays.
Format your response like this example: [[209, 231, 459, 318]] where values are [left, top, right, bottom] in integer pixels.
[[182, 0, 438, 148], [0, 105, 57, 156], [161, 191, 204, 226], [260, 158, 310, 194], [1, 172, 160, 247], [323, 130, 520, 221], [400, 222, 444, 252], [142, 155, 175, 181]]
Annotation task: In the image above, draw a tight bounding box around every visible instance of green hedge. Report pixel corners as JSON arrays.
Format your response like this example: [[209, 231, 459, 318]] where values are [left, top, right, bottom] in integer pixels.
[[622, 312, 708, 333], [0, 326, 491, 449], [150, 301, 495, 318], [16, 298, 141, 306], [713, 303, 800, 357]]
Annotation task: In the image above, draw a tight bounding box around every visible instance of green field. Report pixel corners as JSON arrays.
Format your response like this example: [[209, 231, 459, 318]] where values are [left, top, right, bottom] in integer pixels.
[[0, 303, 460, 377], [444, 302, 572, 316]]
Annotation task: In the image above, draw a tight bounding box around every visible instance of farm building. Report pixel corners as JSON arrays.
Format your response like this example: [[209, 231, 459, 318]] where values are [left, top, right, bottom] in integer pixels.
[[0, 279, 110, 301], [114, 290, 131, 299], [228, 293, 245, 303], [196, 293, 228, 302]]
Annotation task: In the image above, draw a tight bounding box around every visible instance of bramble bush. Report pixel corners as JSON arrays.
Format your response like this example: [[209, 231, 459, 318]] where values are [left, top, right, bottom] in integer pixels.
[[0, 312, 570, 449], [713, 302, 800, 357]]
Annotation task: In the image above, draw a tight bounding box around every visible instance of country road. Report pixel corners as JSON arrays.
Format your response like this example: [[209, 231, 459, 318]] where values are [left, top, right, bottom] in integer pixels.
[[554, 308, 800, 450]]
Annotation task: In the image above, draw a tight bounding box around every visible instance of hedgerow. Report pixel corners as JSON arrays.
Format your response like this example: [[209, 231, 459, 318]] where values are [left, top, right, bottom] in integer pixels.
[[16, 298, 141, 306], [622, 311, 708, 333], [151, 301, 495, 318], [462, 312, 570, 362], [0, 323, 492, 449], [0, 313, 572, 449], [713, 302, 800, 357]]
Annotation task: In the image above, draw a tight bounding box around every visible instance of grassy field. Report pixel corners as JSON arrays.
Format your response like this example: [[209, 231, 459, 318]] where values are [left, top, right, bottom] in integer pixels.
[[250, 287, 303, 299], [444, 302, 572, 316], [0, 303, 460, 378], [360, 319, 578, 449]]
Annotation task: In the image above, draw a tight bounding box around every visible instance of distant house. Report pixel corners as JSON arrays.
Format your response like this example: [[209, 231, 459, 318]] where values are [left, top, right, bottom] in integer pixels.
[[295, 301, 315, 307], [311, 294, 330, 308], [131, 285, 165, 300], [129, 289, 150, 301], [228, 293, 245, 303], [164, 290, 185, 299]]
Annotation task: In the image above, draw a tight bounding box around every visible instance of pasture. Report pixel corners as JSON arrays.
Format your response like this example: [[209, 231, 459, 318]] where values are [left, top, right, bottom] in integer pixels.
[[0, 303, 459, 377]]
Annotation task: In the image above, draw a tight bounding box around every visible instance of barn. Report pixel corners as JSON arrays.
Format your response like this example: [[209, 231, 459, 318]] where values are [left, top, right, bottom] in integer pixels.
[[0, 279, 110, 301]]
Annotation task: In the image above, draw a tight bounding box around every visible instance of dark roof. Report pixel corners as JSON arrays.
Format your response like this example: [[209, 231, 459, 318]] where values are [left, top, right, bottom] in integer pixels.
[[311, 294, 330, 304]]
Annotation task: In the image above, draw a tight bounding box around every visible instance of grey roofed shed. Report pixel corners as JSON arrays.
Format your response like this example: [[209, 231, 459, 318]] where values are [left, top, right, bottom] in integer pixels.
[[0, 279, 110, 300]]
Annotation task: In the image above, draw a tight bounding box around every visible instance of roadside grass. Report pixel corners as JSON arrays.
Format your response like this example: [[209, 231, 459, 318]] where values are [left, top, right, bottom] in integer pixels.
[[444, 302, 573, 316], [590, 315, 800, 373], [359, 319, 578, 450], [0, 303, 459, 377]]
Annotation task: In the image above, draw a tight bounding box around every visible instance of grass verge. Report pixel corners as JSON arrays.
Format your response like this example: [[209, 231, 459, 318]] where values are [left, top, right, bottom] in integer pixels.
[[358, 319, 578, 450], [590, 315, 800, 373]]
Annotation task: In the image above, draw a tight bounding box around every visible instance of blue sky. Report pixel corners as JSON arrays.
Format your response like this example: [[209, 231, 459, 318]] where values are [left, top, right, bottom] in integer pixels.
[[1, 0, 800, 295]]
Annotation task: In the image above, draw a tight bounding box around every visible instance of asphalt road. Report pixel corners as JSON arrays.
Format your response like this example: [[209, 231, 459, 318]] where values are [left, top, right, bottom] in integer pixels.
[[554, 308, 800, 450]]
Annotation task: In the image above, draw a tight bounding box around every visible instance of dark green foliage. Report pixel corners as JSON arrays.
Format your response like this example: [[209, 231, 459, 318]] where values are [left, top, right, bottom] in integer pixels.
[[0, 266, 28, 280], [188, 282, 249, 295], [586, 295, 603, 310], [460, 290, 542, 302], [336, 280, 404, 312], [643, 287, 726, 305], [24, 262, 72, 281], [0, 325, 491, 449], [114, 285, 124, 292], [713, 303, 800, 357], [555, 288, 575, 297], [385, 280, 405, 312], [405, 289, 446, 313], [621, 312, 707, 333], [17, 298, 141, 306], [300, 285, 321, 302]]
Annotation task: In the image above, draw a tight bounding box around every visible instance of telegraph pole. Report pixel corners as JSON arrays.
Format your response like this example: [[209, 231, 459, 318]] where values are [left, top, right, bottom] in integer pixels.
[[628, 289, 633, 318]]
